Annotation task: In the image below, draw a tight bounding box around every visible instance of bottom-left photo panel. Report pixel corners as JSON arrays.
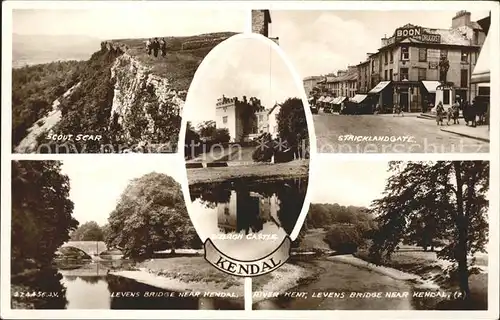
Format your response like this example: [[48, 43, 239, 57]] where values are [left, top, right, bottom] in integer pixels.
[[10, 158, 244, 310]]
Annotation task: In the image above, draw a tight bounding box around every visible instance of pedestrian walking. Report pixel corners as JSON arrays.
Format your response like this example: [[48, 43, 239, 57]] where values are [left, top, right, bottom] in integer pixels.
[[393, 104, 404, 117], [160, 38, 167, 57], [436, 101, 445, 126], [447, 101, 460, 125]]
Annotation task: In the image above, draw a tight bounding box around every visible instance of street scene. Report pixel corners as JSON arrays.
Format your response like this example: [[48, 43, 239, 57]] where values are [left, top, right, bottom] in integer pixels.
[[183, 32, 310, 262], [10, 159, 244, 310], [254, 10, 491, 153], [253, 160, 490, 310]]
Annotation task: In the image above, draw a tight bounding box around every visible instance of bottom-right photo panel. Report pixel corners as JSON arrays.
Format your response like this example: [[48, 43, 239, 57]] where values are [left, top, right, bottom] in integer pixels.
[[253, 159, 489, 311]]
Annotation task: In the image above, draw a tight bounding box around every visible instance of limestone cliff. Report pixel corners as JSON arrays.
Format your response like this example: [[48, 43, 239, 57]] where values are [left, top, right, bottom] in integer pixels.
[[109, 52, 186, 152]]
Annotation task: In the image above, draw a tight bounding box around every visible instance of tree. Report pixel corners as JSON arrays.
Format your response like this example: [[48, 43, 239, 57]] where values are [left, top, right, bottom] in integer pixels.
[[11, 161, 79, 272], [276, 97, 309, 159], [184, 121, 201, 159], [212, 128, 230, 144], [198, 121, 217, 139], [105, 172, 199, 259], [369, 161, 489, 298], [70, 221, 104, 241]]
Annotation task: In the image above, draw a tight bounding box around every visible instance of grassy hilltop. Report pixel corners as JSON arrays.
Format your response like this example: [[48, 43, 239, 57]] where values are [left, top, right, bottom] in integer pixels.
[[110, 32, 237, 91], [12, 32, 237, 152]]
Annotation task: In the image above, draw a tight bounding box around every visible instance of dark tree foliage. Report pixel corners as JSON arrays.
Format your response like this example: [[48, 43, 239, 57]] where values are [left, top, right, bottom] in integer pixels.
[[11, 161, 79, 272], [306, 203, 375, 230], [324, 225, 365, 254], [276, 97, 309, 158], [106, 172, 200, 258], [12, 60, 85, 149], [47, 48, 124, 153], [184, 121, 201, 159], [369, 161, 489, 297], [70, 221, 104, 241], [240, 96, 265, 138]]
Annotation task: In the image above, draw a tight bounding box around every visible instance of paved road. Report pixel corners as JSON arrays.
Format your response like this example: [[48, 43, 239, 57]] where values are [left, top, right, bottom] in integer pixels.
[[253, 258, 416, 310], [313, 113, 489, 153]]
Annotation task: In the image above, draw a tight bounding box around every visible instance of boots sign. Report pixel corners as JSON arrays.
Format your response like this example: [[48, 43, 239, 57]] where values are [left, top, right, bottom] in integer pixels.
[[394, 26, 441, 43]]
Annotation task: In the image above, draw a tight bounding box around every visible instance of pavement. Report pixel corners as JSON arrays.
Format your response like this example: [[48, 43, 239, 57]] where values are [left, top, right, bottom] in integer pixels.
[[313, 111, 489, 153]]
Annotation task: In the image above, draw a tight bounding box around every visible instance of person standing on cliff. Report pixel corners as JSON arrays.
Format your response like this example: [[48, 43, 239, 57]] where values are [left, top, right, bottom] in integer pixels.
[[160, 38, 167, 57], [152, 38, 160, 57], [146, 39, 152, 55]]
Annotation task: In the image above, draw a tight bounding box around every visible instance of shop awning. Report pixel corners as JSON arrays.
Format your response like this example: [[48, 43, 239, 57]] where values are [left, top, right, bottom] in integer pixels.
[[368, 81, 391, 94], [478, 83, 490, 88], [421, 81, 441, 93], [350, 94, 368, 104], [472, 33, 490, 84], [335, 96, 347, 104], [317, 96, 325, 102], [323, 97, 333, 103]]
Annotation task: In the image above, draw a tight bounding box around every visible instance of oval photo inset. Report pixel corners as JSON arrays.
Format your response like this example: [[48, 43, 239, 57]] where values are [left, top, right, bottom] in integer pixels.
[[180, 33, 314, 277]]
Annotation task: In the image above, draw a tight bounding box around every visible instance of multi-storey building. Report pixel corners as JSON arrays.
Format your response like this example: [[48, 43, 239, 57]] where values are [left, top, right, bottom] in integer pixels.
[[303, 76, 324, 96], [357, 11, 487, 112], [329, 66, 358, 98]]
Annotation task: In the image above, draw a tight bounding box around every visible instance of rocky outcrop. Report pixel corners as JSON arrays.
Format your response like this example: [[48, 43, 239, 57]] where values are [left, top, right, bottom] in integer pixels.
[[109, 53, 186, 151]]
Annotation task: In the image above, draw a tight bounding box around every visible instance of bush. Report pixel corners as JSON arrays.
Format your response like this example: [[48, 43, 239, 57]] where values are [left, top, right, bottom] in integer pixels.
[[324, 225, 365, 254]]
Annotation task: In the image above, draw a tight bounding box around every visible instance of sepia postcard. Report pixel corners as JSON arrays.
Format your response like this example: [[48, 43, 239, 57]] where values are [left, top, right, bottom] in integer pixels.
[[1, 1, 498, 320]]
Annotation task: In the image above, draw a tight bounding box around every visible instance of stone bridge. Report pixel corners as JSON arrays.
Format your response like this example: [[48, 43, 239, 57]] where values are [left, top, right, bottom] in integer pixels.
[[59, 241, 108, 257]]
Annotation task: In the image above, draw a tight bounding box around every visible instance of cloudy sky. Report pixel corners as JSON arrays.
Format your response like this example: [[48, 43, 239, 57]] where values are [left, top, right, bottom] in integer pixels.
[[12, 7, 246, 39], [269, 10, 490, 79], [60, 156, 185, 226], [184, 35, 304, 127]]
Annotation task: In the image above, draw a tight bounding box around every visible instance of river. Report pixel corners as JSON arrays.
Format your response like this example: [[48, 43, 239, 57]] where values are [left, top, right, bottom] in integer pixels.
[[253, 257, 442, 310], [14, 259, 242, 310]]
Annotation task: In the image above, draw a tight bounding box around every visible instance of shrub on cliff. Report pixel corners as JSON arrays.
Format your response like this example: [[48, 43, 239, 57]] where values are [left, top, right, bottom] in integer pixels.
[[11, 60, 85, 150]]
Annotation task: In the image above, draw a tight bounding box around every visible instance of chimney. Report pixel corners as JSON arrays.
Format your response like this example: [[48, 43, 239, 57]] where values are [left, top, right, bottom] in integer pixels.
[[452, 10, 471, 29], [252, 10, 272, 37]]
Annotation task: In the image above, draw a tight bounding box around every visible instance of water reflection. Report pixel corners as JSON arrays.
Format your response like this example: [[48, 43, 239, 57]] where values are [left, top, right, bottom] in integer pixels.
[[189, 178, 308, 260], [13, 261, 242, 310]]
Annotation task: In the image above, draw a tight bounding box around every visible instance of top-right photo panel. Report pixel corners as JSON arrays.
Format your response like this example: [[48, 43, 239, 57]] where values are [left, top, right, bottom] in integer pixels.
[[252, 10, 491, 153]]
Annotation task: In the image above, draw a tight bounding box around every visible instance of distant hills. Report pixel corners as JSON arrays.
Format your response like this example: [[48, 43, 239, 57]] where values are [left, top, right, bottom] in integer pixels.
[[12, 34, 102, 68]]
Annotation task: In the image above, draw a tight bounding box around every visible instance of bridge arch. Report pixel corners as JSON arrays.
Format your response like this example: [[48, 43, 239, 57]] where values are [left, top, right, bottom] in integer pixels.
[[59, 241, 108, 258]]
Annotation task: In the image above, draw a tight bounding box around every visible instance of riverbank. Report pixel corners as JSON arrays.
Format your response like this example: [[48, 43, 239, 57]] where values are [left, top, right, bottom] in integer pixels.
[[252, 261, 316, 303], [187, 160, 309, 185], [354, 248, 488, 309], [111, 256, 244, 297]]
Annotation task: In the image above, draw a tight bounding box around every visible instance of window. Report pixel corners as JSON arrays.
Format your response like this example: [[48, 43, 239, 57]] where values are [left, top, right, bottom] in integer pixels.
[[418, 68, 426, 81], [371, 60, 375, 73], [390, 51, 394, 63], [258, 114, 264, 122], [443, 89, 450, 105], [223, 116, 228, 124], [474, 30, 479, 45], [461, 69, 468, 88], [400, 67, 409, 80], [461, 51, 468, 63], [401, 46, 409, 60], [440, 49, 448, 59], [384, 51, 388, 65], [389, 69, 393, 81], [384, 70, 388, 81], [418, 48, 427, 62]]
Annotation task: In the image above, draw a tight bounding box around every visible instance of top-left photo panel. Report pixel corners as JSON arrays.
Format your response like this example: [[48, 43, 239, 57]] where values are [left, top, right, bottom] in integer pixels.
[[9, 5, 247, 154]]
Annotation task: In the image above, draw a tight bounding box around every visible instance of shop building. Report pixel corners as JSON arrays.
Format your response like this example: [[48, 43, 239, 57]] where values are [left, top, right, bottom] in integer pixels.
[[357, 11, 487, 113], [303, 76, 324, 96]]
